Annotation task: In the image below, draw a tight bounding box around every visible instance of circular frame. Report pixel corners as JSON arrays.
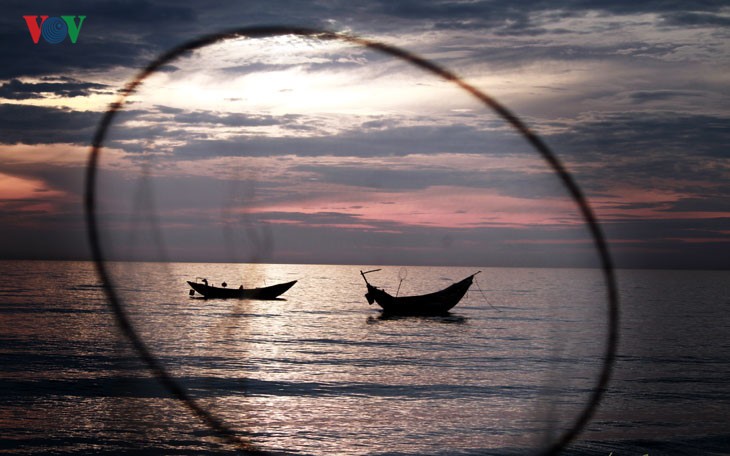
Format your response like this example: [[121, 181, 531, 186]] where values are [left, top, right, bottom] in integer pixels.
[[85, 26, 619, 456]]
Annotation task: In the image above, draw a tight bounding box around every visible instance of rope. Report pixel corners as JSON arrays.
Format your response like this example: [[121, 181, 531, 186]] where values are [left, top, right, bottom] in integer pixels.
[[395, 267, 407, 298], [474, 276, 501, 312]]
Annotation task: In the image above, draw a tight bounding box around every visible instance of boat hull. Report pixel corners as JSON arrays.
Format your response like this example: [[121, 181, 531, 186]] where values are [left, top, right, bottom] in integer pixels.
[[187, 280, 296, 300], [365, 274, 475, 315]]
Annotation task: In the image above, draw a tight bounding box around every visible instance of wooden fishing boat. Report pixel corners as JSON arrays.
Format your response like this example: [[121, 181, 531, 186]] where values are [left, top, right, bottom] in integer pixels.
[[187, 278, 296, 300], [360, 269, 479, 315]]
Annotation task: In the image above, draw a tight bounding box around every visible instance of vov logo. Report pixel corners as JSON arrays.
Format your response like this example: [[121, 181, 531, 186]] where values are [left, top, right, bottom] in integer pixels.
[[23, 16, 86, 44]]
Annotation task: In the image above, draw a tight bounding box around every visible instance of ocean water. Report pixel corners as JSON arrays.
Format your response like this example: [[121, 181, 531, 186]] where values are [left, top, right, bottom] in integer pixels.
[[0, 260, 728, 455]]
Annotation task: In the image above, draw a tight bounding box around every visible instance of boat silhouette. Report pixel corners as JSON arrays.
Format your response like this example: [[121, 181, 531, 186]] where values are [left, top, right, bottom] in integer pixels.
[[187, 278, 296, 300], [360, 269, 479, 315]]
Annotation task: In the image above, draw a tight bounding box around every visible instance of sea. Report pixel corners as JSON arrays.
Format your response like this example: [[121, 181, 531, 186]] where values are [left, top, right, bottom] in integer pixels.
[[0, 260, 728, 455]]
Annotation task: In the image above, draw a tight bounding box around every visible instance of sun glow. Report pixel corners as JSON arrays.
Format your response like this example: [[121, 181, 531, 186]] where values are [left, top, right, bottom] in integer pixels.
[[125, 36, 485, 118]]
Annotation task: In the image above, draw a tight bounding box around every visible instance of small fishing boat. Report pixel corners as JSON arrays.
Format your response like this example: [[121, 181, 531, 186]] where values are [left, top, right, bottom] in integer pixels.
[[360, 269, 479, 315], [187, 278, 297, 300]]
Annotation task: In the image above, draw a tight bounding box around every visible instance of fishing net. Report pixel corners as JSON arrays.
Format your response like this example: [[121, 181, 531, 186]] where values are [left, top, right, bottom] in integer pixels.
[[86, 27, 617, 455]]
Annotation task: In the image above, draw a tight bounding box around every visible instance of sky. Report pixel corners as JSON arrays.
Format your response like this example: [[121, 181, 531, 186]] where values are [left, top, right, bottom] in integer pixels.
[[0, 1, 728, 269]]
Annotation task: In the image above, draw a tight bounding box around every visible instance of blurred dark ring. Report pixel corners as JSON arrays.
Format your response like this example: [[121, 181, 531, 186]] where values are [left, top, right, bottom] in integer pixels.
[[85, 25, 619, 456]]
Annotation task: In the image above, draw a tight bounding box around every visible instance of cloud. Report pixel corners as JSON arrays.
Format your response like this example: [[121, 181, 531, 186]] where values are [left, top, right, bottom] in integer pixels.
[[171, 110, 303, 127], [2, 148, 727, 268], [353, 0, 730, 38], [0, 104, 100, 145], [0, 0, 201, 80], [0, 77, 113, 100], [661, 11, 730, 27], [291, 163, 568, 199], [1, 0, 726, 82], [170, 123, 522, 159], [0, 0, 727, 269], [600, 215, 730, 269], [546, 111, 730, 161], [626, 90, 705, 104], [663, 196, 730, 214], [0, 172, 65, 200]]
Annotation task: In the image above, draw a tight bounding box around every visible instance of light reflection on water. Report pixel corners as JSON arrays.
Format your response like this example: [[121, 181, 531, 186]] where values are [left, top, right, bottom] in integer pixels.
[[111, 262, 605, 454], [4, 261, 728, 455]]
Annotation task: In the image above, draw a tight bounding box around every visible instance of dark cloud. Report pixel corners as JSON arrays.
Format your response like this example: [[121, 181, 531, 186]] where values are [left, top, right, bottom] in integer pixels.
[[216, 61, 359, 75], [0, 218, 89, 260], [602, 216, 730, 269], [3, 155, 727, 268], [219, 62, 293, 74], [597, 193, 730, 218], [0, 0, 197, 80], [627, 90, 704, 104], [171, 123, 526, 159], [546, 111, 730, 161], [357, 0, 730, 36], [293, 164, 567, 198], [0, 0, 351, 80], [3, 0, 725, 82], [433, 41, 692, 71], [664, 197, 730, 213], [0, 77, 112, 100], [86, 206, 604, 267], [171, 111, 303, 127], [98, 108, 317, 152], [0, 103, 196, 147], [583, 0, 728, 17], [154, 105, 185, 114], [660, 11, 730, 28], [0, 103, 100, 144]]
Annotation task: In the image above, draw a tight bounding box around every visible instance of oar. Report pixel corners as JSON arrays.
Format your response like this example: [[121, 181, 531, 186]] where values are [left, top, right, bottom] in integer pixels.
[[360, 268, 382, 284]]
